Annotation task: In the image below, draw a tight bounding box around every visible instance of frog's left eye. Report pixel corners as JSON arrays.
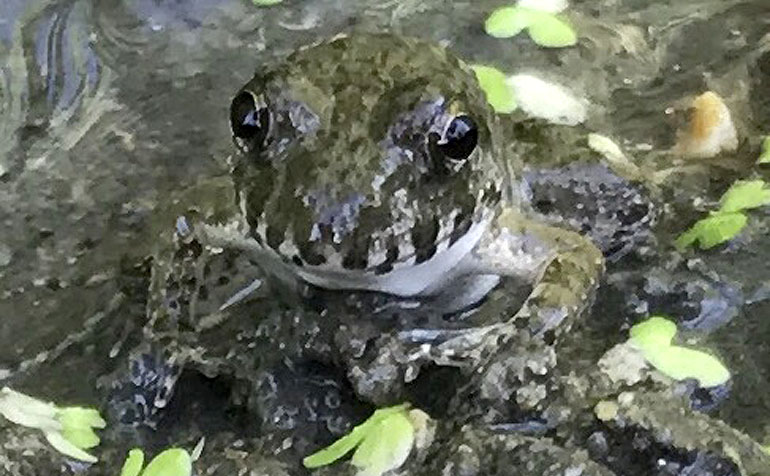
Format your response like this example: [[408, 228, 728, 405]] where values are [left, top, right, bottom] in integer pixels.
[[230, 91, 270, 153], [437, 115, 478, 161]]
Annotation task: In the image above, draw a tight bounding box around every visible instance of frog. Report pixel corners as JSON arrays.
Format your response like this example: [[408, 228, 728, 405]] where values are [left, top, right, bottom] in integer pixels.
[[102, 32, 609, 448]]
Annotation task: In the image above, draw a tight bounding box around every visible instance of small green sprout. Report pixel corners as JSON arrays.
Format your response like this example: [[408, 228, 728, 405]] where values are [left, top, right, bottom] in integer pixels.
[[718, 180, 770, 213], [675, 212, 747, 250], [629, 316, 676, 351], [629, 316, 730, 387], [119, 448, 193, 476], [757, 136, 770, 164], [303, 403, 424, 476], [0, 387, 105, 463], [471, 65, 517, 113], [484, 5, 577, 48], [676, 179, 770, 250], [120, 449, 145, 476]]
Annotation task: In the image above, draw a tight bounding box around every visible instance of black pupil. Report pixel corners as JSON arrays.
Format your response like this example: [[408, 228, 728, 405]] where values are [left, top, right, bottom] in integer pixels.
[[231, 92, 265, 141], [439, 115, 478, 160]]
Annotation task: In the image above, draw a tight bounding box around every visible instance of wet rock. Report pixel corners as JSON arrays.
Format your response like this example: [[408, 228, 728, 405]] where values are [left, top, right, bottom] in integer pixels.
[[592, 390, 770, 476], [612, 263, 743, 332], [421, 425, 616, 476]]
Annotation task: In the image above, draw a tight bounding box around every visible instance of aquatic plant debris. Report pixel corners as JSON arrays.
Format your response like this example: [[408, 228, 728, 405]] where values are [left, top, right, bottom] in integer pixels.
[[141, 448, 193, 476], [252, 0, 282, 5], [484, 5, 577, 48], [303, 403, 420, 476], [0, 387, 105, 463], [120, 449, 145, 476], [676, 179, 770, 250], [758, 136, 770, 164], [674, 91, 737, 159], [471, 65, 517, 113], [507, 74, 586, 125], [718, 180, 770, 213], [675, 212, 747, 250], [629, 316, 730, 387], [119, 447, 194, 476]]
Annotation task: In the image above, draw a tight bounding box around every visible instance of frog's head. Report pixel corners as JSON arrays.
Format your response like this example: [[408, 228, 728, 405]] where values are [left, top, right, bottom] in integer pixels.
[[229, 34, 505, 296]]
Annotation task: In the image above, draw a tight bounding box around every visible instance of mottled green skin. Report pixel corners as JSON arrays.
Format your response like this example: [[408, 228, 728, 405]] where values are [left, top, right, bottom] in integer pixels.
[[214, 34, 609, 406], [231, 34, 506, 294]]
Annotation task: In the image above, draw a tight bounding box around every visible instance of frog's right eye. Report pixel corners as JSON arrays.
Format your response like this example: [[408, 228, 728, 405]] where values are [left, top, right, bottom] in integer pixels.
[[230, 91, 270, 153]]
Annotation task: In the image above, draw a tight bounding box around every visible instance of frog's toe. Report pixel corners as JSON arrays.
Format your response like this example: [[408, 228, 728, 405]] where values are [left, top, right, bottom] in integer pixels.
[[99, 343, 182, 427]]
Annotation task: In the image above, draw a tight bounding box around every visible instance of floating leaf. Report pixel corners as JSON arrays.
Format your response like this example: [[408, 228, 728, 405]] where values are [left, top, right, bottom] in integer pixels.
[[628, 316, 730, 388], [526, 11, 577, 47], [758, 136, 770, 164], [646, 346, 730, 387], [142, 448, 192, 476], [61, 427, 100, 450], [0, 387, 59, 430], [0, 388, 105, 462], [675, 212, 747, 250], [484, 6, 534, 38], [629, 316, 677, 352], [44, 431, 98, 463], [718, 180, 770, 213], [351, 411, 415, 476], [120, 449, 145, 476], [303, 403, 412, 470], [471, 65, 517, 113], [508, 74, 586, 125], [517, 0, 569, 13]]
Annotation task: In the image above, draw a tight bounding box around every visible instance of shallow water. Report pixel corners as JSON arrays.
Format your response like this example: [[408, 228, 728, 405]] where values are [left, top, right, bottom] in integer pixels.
[[2, 0, 770, 473]]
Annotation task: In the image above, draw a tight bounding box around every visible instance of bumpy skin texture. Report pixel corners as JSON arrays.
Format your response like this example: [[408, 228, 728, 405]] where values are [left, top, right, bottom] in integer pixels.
[[89, 33, 770, 476], [106, 32, 606, 420], [231, 34, 507, 295], [523, 163, 657, 261], [103, 32, 606, 465]]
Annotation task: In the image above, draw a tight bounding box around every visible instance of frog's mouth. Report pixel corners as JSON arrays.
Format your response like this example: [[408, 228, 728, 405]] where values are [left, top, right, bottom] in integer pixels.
[[284, 217, 489, 297]]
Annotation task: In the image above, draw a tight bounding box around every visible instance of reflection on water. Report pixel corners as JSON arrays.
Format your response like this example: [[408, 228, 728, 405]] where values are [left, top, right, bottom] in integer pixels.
[[1, 0, 770, 473]]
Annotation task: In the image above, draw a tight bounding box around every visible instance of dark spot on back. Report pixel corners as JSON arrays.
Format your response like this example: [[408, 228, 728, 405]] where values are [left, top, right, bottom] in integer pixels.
[[266, 225, 284, 252], [374, 241, 400, 275], [449, 211, 472, 246], [413, 218, 439, 264], [342, 233, 371, 270]]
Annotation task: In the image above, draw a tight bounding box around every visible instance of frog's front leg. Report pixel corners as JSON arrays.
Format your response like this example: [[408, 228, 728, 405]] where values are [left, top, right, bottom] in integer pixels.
[[346, 208, 603, 405], [429, 207, 604, 364]]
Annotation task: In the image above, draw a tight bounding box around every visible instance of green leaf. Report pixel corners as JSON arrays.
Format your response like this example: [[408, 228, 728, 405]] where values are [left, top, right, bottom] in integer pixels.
[[629, 316, 677, 352], [0, 388, 59, 431], [718, 180, 770, 213], [675, 212, 747, 250], [628, 316, 730, 388], [351, 412, 415, 476], [303, 403, 410, 469], [141, 448, 192, 476], [484, 6, 534, 38], [57, 407, 106, 430], [252, 0, 282, 5], [61, 426, 100, 450], [120, 449, 145, 476], [645, 346, 730, 387], [43, 430, 98, 463], [757, 136, 770, 164], [526, 11, 577, 47], [471, 65, 517, 114]]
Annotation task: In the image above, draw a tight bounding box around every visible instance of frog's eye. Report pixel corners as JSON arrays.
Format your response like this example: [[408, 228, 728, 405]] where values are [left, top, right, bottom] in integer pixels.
[[230, 91, 270, 153], [437, 115, 478, 161]]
